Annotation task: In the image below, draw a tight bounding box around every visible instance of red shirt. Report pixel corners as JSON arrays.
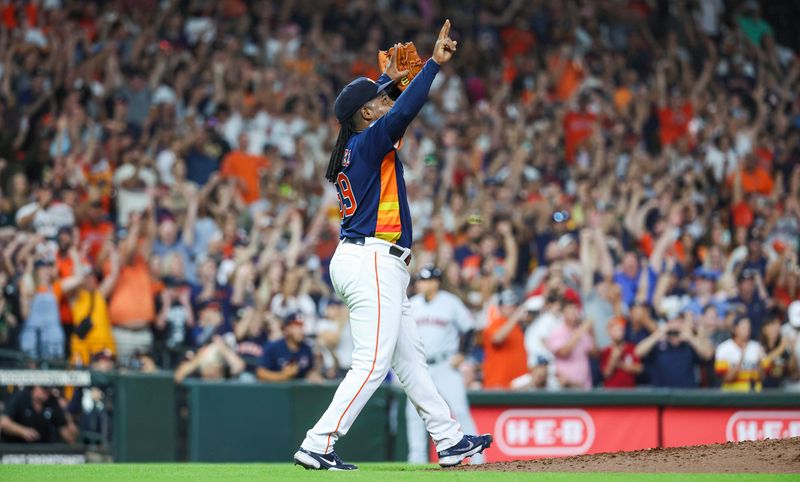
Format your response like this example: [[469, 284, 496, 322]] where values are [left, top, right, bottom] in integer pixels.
[[658, 102, 693, 147], [528, 284, 582, 307], [501, 26, 536, 60], [563, 110, 597, 163], [731, 200, 754, 229], [79, 220, 115, 262], [600, 342, 639, 388]]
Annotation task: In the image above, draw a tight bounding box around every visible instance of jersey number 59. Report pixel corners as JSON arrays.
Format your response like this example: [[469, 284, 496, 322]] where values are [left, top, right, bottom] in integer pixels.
[[336, 172, 357, 218]]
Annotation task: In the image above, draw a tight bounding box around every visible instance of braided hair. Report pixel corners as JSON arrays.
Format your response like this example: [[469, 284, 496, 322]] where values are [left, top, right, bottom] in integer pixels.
[[325, 116, 357, 183]]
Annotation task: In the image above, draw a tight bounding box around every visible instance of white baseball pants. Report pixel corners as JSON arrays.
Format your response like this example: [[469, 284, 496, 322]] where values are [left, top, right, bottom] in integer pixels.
[[301, 238, 463, 454], [406, 360, 484, 464]]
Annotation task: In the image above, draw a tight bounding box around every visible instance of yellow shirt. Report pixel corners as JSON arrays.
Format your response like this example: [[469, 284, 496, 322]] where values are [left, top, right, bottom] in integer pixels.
[[70, 289, 116, 366]]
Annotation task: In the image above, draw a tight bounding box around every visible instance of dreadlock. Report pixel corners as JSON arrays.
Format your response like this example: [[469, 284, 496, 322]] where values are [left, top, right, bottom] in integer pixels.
[[325, 116, 357, 183]]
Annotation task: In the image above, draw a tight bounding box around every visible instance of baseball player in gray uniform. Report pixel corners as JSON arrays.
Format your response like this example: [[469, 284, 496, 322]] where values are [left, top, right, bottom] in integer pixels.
[[406, 265, 485, 464]]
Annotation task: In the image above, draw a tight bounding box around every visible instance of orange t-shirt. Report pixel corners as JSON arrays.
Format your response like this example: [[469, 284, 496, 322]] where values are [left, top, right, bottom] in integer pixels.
[[54, 255, 74, 325], [726, 168, 774, 196], [549, 56, 583, 102], [108, 255, 156, 327], [421, 231, 454, 253], [613, 87, 633, 111], [220, 150, 270, 204], [658, 102, 693, 147], [482, 305, 528, 389], [638, 233, 686, 261]]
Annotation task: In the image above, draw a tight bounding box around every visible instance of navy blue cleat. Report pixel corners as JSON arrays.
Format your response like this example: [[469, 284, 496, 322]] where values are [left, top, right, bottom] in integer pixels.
[[437, 434, 493, 467], [293, 447, 358, 471]]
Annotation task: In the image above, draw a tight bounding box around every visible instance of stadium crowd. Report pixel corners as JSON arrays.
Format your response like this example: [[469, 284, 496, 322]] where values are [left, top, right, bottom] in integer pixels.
[[0, 1, 799, 439]]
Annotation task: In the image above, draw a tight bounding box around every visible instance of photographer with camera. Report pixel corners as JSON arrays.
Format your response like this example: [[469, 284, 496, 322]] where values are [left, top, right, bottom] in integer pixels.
[[635, 312, 714, 388]]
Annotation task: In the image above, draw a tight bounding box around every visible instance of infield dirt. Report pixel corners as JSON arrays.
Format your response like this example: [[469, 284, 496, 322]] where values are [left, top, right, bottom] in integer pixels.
[[452, 437, 800, 473]]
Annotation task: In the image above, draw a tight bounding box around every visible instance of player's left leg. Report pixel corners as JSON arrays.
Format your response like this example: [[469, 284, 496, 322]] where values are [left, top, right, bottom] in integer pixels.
[[298, 249, 404, 465]]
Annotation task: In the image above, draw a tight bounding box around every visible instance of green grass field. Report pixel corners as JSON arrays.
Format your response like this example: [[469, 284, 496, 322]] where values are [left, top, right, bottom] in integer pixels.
[[0, 464, 797, 482]]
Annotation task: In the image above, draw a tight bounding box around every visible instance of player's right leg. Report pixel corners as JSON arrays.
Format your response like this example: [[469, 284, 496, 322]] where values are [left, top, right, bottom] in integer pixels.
[[296, 246, 403, 469]]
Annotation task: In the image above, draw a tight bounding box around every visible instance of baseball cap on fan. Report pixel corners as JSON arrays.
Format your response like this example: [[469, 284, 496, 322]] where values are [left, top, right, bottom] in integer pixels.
[[282, 312, 305, 327], [524, 296, 545, 313], [498, 289, 519, 306], [334, 77, 394, 123]]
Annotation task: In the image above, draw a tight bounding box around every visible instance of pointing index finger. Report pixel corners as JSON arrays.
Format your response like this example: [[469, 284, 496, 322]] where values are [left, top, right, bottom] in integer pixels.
[[438, 19, 450, 41]]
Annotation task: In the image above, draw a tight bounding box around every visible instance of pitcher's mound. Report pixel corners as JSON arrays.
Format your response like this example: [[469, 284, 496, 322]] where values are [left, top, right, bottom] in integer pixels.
[[453, 437, 800, 473]]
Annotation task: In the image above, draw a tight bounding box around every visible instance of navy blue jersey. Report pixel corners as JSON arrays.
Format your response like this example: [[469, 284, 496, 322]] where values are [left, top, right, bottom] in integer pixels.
[[335, 60, 441, 249], [260, 338, 313, 379], [646, 341, 700, 388]]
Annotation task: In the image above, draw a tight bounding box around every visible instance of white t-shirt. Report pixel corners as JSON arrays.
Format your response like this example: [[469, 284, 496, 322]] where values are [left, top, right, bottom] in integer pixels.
[[15, 201, 75, 239], [113, 164, 157, 225], [715, 339, 764, 367], [156, 148, 177, 185], [524, 310, 561, 367], [409, 290, 474, 359], [694, 0, 723, 36], [270, 293, 318, 335], [704, 144, 738, 183]]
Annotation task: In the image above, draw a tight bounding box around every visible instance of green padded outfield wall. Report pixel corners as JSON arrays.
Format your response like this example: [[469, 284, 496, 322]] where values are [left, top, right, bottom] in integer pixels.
[[184, 381, 391, 462], [106, 372, 800, 463], [112, 373, 177, 462], [289, 383, 392, 462]]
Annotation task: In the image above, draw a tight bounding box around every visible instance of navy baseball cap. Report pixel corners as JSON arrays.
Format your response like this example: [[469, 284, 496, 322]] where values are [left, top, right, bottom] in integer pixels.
[[334, 77, 393, 123], [282, 312, 305, 327]]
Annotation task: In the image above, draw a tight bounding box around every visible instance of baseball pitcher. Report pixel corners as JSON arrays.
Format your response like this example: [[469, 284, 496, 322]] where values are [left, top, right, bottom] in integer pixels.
[[293, 20, 492, 471]]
